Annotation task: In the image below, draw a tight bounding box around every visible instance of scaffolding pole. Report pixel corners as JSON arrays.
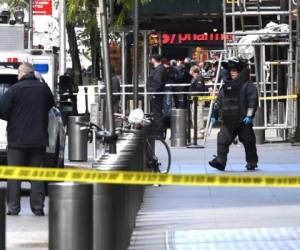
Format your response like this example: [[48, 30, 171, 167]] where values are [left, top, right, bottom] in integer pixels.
[[121, 32, 127, 116], [295, 2, 300, 142]]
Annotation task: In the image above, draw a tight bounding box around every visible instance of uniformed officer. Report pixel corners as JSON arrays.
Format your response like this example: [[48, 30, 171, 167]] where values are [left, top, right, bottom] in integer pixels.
[[209, 57, 259, 171]]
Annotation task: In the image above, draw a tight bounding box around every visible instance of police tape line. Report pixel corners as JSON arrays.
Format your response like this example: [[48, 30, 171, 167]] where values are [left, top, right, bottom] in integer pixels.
[[259, 95, 298, 101], [194, 95, 298, 101], [0, 166, 300, 188]]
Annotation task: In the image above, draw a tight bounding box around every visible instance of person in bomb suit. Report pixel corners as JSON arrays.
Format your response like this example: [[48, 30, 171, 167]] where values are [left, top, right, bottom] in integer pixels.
[[209, 57, 259, 171]]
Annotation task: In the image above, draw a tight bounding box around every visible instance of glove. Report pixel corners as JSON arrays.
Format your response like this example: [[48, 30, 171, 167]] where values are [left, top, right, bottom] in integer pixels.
[[243, 116, 253, 125], [210, 117, 216, 126]]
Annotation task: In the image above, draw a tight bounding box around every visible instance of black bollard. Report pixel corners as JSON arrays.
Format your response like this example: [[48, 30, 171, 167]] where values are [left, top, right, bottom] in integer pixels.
[[187, 99, 192, 145], [93, 134, 146, 250], [49, 183, 93, 250], [84, 87, 89, 116], [294, 93, 300, 144], [254, 106, 265, 144], [93, 184, 117, 250], [0, 188, 5, 250], [187, 97, 204, 149]]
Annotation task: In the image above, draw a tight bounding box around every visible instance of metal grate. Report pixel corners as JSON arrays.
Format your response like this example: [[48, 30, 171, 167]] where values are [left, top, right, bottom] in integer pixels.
[[0, 24, 24, 51]]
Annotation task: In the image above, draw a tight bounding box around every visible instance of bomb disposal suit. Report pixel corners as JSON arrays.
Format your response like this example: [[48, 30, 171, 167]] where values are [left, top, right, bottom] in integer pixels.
[[210, 58, 259, 171]]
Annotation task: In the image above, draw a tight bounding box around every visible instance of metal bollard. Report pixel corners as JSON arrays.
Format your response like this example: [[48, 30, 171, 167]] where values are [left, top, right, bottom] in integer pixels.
[[93, 159, 129, 250], [187, 97, 204, 149], [67, 115, 89, 161], [0, 188, 5, 250], [49, 183, 93, 250], [171, 109, 187, 147], [93, 133, 145, 250], [93, 184, 117, 250], [254, 106, 265, 144], [187, 100, 192, 145]]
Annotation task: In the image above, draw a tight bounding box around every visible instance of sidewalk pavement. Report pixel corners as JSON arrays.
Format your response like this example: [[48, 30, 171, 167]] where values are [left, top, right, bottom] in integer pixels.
[[5, 130, 300, 250], [128, 134, 300, 250]]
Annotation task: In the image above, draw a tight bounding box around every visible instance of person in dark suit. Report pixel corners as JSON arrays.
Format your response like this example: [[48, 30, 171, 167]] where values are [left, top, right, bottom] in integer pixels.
[[0, 62, 54, 216], [147, 54, 167, 139]]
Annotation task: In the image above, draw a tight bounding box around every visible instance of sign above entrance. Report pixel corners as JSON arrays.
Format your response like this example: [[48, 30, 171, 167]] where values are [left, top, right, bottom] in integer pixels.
[[162, 33, 233, 45]]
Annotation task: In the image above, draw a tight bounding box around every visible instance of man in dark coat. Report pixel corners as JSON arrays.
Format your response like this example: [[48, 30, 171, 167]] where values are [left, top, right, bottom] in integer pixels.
[[0, 62, 54, 216], [174, 58, 192, 109], [147, 54, 167, 139], [111, 68, 121, 113], [189, 65, 205, 138], [209, 57, 259, 171]]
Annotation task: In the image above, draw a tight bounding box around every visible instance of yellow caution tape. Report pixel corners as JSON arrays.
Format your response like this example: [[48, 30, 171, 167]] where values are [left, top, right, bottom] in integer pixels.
[[189, 96, 216, 101], [1, 166, 300, 188], [226, 0, 237, 3], [197, 96, 216, 101], [259, 95, 298, 101], [192, 95, 298, 102]]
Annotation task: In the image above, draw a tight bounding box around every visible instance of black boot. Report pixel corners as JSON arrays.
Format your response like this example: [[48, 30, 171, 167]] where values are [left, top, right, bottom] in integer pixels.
[[246, 163, 258, 171], [209, 156, 226, 171]]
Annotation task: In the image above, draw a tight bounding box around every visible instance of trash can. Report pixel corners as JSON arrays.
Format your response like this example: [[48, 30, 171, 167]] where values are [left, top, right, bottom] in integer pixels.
[[49, 183, 93, 250], [67, 115, 89, 161], [0, 188, 5, 250], [171, 109, 187, 147]]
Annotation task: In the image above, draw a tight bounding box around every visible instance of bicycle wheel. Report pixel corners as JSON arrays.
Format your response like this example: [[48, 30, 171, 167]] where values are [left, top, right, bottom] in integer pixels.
[[154, 139, 172, 173]]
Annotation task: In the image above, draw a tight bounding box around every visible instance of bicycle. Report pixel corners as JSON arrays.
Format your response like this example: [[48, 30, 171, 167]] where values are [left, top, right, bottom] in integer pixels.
[[116, 109, 172, 173], [77, 109, 172, 173]]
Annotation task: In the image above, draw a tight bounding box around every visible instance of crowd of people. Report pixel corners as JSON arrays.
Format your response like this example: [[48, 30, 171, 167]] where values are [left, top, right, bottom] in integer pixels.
[[162, 56, 219, 110], [148, 54, 220, 139]]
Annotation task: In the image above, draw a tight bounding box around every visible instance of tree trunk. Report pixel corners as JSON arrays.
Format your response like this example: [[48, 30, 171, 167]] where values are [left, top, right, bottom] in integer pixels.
[[90, 26, 101, 80], [66, 22, 83, 88]]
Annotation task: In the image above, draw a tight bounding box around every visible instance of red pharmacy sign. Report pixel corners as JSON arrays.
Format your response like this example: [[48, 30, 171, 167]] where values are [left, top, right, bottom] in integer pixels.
[[33, 0, 52, 16], [162, 33, 233, 44]]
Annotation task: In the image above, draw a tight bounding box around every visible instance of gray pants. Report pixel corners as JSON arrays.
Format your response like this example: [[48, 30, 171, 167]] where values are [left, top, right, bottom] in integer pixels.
[[7, 147, 46, 213], [191, 100, 204, 136]]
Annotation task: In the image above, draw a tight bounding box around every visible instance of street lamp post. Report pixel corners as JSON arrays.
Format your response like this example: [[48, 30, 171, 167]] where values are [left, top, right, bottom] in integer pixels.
[[28, 0, 33, 49], [98, 0, 116, 153], [59, 0, 66, 75], [132, 0, 139, 109]]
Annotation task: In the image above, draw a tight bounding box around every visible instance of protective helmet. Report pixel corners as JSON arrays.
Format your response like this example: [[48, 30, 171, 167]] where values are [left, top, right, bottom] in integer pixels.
[[221, 57, 248, 72]]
